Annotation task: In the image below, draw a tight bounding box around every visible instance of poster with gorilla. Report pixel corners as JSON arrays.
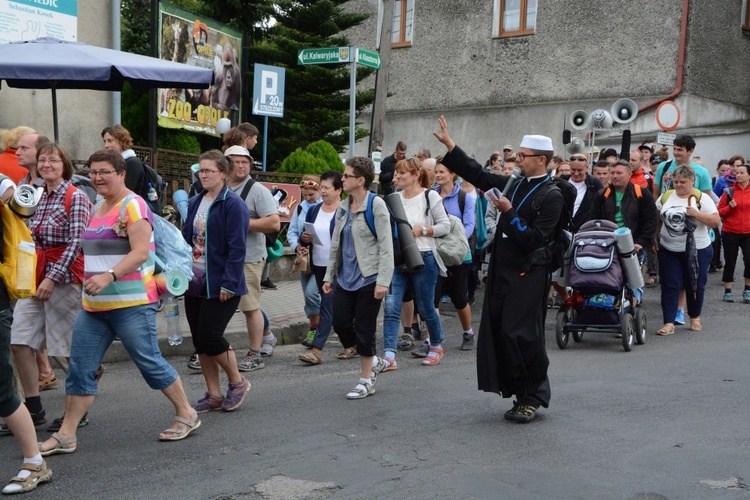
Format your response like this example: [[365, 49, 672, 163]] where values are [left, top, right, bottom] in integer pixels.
[[157, 3, 242, 137]]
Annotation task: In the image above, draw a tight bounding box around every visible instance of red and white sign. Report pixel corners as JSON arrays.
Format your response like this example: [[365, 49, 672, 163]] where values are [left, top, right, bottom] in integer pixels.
[[656, 101, 681, 131]]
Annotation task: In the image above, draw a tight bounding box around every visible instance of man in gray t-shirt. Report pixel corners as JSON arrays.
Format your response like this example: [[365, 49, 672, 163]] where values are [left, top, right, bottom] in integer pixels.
[[224, 146, 280, 371]]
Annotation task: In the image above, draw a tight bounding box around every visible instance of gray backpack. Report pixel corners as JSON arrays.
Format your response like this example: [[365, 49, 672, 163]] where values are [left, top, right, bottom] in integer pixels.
[[569, 219, 623, 291]]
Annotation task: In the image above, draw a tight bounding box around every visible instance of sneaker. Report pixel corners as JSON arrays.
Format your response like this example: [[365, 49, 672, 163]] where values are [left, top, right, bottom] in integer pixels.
[[47, 413, 89, 433], [187, 353, 202, 371], [723, 292, 735, 303], [260, 334, 278, 357], [346, 380, 375, 400], [440, 294, 451, 304], [461, 332, 475, 350], [221, 377, 251, 412], [504, 402, 538, 423], [411, 341, 430, 358], [301, 329, 316, 348], [38, 371, 59, 391], [744, 290, 750, 304], [411, 323, 426, 341], [0, 410, 46, 435], [674, 309, 686, 326], [237, 351, 265, 372], [422, 347, 445, 366], [467, 293, 476, 305], [708, 265, 717, 274], [397, 332, 415, 350], [260, 278, 277, 290], [193, 392, 224, 413]]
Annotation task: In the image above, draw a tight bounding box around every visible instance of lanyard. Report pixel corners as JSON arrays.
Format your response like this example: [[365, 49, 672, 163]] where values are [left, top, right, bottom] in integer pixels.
[[510, 175, 550, 212]]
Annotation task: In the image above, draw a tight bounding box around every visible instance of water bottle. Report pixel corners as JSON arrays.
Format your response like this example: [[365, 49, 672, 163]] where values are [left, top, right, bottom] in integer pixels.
[[164, 295, 183, 346], [147, 182, 158, 201]]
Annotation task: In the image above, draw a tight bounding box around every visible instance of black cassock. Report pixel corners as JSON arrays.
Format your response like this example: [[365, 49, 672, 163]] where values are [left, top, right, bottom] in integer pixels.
[[442, 146, 563, 408]]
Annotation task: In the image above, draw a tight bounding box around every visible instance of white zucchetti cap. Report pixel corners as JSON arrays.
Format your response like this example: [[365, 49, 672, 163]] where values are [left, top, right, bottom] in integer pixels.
[[519, 135, 554, 151], [224, 145, 251, 158]]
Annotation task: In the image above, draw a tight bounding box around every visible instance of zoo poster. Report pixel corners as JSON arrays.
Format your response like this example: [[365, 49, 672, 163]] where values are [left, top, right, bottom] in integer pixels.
[[157, 3, 243, 137]]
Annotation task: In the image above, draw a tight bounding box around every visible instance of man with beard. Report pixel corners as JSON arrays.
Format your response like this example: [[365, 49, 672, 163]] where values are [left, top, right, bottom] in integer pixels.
[[434, 116, 563, 423]]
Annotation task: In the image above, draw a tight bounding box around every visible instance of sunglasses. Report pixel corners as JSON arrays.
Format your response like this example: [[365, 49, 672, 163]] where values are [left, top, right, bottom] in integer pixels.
[[570, 156, 587, 162]]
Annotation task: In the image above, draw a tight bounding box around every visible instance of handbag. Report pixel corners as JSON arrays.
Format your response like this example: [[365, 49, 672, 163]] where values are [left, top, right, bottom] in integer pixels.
[[293, 252, 311, 275]]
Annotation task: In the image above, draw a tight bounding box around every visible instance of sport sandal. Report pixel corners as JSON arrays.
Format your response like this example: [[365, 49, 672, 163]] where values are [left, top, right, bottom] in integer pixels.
[[346, 381, 375, 400], [159, 411, 202, 441], [38, 432, 77, 457], [2, 460, 52, 494]]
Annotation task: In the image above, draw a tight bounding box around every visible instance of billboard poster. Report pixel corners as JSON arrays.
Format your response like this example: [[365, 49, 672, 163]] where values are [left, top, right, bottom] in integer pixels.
[[157, 2, 242, 137], [0, 0, 78, 44]]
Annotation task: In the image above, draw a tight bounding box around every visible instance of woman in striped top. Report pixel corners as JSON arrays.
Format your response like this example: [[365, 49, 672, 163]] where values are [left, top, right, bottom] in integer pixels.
[[39, 149, 199, 457]]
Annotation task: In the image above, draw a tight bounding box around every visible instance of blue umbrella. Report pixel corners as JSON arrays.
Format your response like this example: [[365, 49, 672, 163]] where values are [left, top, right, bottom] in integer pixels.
[[0, 37, 214, 140]]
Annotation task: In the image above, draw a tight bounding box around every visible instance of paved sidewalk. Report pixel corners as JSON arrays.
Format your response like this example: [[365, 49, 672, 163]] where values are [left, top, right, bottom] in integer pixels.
[[103, 279, 310, 363]]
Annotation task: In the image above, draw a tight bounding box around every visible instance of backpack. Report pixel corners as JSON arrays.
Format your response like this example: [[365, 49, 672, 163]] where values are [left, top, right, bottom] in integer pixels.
[[474, 193, 489, 251], [97, 194, 193, 280], [660, 188, 702, 207], [530, 178, 571, 271], [425, 190, 470, 267], [71, 174, 98, 204], [363, 191, 407, 268], [0, 200, 36, 301], [239, 178, 280, 248]]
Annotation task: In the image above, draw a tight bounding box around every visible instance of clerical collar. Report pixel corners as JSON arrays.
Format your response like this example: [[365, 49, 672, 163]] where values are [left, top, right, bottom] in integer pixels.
[[525, 173, 548, 181]]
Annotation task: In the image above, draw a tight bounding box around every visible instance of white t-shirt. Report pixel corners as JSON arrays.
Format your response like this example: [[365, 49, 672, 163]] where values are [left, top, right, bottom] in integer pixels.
[[400, 190, 431, 251], [312, 207, 335, 267], [570, 179, 587, 216], [656, 191, 717, 251]]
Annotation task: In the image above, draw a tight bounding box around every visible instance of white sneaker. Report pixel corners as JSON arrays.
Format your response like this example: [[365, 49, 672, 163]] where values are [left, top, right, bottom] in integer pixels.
[[260, 334, 278, 357]]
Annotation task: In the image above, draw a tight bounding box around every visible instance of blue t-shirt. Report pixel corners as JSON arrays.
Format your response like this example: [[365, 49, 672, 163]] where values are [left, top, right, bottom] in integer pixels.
[[654, 160, 712, 192], [337, 211, 377, 291]]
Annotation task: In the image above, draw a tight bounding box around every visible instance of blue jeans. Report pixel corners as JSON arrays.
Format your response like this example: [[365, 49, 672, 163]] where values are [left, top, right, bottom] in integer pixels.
[[384, 251, 444, 352], [658, 245, 713, 323], [66, 304, 178, 395], [311, 265, 333, 350], [300, 272, 321, 317]]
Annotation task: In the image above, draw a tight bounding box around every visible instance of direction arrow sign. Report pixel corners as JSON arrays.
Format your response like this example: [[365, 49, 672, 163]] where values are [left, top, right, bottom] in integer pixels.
[[356, 48, 381, 70], [298, 47, 350, 65]]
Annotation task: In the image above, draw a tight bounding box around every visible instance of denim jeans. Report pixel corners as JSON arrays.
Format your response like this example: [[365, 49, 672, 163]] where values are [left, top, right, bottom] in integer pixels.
[[300, 271, 321, 317], [658, 245, 713, 323], [66, 304, 178, 395], [311, 265, 333, 350], [384, 251, 444, 353]]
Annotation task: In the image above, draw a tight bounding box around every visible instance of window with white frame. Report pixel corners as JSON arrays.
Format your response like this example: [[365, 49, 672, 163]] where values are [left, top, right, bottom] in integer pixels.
[[493, 0, 537, 37]]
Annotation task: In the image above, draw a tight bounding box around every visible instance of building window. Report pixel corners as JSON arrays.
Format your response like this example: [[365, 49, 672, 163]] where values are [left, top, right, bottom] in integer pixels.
[[493, 0, 537, 37], [743, 0, 750, 30], [392, 0, 414, 47]]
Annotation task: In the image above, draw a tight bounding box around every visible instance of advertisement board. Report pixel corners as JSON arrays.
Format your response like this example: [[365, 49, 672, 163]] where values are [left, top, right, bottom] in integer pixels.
[[157, 2, 242, 137], [0, 0, 78, 44]]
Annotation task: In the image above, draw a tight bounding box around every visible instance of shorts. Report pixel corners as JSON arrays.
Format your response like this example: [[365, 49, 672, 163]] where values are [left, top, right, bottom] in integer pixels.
[[11, 283, 82, 357], [239, 261, 263, 312]]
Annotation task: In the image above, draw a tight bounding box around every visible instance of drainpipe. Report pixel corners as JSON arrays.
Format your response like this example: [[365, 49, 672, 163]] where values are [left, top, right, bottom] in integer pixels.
[[638, 0, 689, 113], [112, 0, 121, 124]]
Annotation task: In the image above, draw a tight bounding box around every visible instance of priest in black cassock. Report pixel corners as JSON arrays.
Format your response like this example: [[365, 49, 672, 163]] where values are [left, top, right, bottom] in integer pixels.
[[434, 116, 564, 423]]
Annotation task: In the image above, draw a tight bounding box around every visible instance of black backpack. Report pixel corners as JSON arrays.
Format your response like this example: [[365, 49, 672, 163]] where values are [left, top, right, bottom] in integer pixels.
[[141, 163, 165, 215], [530, 177, 573, 270]]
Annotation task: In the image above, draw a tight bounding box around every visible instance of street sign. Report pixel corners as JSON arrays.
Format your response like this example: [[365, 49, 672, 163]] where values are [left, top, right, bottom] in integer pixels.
[[253, 64, 285, 118], [356, 48, 381, 70], [657, 132, 676, 146], [656, 101, 681, 131], [297, 47, 350, 65]]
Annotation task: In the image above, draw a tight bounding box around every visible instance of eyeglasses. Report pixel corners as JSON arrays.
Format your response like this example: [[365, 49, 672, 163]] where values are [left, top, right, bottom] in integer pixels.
[[89, 169, 117, 177], [569, 156, 588, 162], [299, 180, 320, 188], [197, 169, 220, 175], [342, 173, 360, 179], [37, 158, 63, 165], [516, 152, 543, 160]]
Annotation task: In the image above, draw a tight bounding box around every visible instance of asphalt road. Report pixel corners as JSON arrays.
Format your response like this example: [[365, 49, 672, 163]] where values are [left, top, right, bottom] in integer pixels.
[[2, 277, 749, 499]]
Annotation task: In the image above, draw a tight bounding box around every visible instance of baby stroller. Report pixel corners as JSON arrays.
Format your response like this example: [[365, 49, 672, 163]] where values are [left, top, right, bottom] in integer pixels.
[[555, 220, 647, 352]]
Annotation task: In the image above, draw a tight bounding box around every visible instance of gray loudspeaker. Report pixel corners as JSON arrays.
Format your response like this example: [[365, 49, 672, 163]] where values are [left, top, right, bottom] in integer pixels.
[[590, 109, 613, 130], [566, 137, 585, 154], [611, 98, 639, 124], [570, 110, 590, 130]]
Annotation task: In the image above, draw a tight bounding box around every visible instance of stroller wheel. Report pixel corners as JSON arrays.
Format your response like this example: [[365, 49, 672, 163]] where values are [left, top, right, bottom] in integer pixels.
[[572, 330, 583, 343], [555, 310, 570, 349], [634, 308, 647, 345], [621, 314, 634, 352]]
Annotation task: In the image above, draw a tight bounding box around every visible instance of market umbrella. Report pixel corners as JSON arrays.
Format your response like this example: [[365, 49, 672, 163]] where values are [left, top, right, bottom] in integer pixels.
[[0, 37, 214, 141]]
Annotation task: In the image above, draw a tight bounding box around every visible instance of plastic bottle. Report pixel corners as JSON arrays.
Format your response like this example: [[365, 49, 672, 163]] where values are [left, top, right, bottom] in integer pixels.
[[147, 182, 158, 201], [164, 295, 183, 346]]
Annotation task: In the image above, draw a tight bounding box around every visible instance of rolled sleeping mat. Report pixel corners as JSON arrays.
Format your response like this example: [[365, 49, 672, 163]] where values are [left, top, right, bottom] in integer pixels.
[[154, 269, 190, 297], [10, 185, 43, 218], [173, 189, 189, 221], [385, 193, 425, 272], [614, 228, 645, 289]]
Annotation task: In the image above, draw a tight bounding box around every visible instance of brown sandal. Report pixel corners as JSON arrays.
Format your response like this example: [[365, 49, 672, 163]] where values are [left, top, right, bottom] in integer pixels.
[[4, 461, 52, 494], [337, 347, 358, 360], [299, 350, 322, 365]]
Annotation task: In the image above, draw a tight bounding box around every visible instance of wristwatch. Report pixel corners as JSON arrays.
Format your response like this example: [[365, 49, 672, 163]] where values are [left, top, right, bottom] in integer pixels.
[[107, 269, 117, 282], [422, 226, 428, 236]]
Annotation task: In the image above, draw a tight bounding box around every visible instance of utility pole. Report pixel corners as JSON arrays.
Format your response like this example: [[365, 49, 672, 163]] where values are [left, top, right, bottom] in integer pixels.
[[368, 0, 394, 156]]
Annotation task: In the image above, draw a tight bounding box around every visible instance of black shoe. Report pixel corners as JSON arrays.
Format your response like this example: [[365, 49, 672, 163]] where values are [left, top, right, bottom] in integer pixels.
[[461, 333, 475, 350], [47, 413, 89, 433], [410, 342, 430, 358], [467, 293, 476, 305], [504, 402, 538, 423], [708, 265, 717, 274], [0, 410, 46, 434], [260, 278, 277, 290]]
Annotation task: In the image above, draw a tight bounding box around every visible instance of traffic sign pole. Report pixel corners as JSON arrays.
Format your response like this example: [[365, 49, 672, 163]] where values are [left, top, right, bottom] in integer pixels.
[[349, 47, 357, 156]]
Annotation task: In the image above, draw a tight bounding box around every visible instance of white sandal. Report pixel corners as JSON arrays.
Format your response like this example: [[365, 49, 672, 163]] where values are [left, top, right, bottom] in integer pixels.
[[346, 381, 374, 400]]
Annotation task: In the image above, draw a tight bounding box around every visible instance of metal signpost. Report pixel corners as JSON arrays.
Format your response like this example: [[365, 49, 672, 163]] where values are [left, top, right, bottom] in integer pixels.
[[298, 46, 381, 155], [252, 64, 286, 171]]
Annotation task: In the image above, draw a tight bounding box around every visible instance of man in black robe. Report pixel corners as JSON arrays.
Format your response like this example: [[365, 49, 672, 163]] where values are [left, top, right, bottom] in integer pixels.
[[434, 116, 563, 422]]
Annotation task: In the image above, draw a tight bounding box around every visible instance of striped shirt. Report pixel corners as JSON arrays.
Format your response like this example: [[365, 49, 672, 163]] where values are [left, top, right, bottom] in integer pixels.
[[80, 195, 157, 311]]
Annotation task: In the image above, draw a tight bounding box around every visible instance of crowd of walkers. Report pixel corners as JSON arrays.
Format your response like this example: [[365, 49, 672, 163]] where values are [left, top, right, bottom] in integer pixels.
[[1, 117, 749, 494]]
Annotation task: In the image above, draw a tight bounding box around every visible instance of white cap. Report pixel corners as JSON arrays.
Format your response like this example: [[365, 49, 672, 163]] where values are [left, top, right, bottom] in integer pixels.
[[224, 145, 251, 158], [519, 135, 554, 151]]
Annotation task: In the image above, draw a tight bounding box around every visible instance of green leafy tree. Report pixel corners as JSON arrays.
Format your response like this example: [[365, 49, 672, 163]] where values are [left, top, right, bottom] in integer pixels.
[[249, 0, 375, 168]]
